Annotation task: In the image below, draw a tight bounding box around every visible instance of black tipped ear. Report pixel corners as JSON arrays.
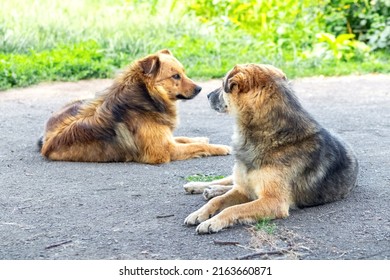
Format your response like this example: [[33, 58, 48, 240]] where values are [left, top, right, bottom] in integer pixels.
[[139, 55, 160, 76], [224, 66, 241, 93], [224, 71, 233, 93], [158, 49, 172, 56], [224, 78, 238, 93]]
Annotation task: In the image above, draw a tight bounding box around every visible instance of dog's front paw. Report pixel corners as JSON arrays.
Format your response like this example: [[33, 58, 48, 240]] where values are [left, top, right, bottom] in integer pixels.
[[192, 137, 209, 144], [215, 145, 232, 156], [184, 209, 210, 226], [196, 217, 226, 234], [183, 181, 208, 194]]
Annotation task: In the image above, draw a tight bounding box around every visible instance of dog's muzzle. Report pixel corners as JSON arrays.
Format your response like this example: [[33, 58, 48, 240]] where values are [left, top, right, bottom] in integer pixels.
[[207, 87, 227, 113], [176, 85, 202, 100]]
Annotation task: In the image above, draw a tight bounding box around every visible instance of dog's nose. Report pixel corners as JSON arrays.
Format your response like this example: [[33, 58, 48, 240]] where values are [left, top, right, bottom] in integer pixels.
[[195, 85, 202, 94]]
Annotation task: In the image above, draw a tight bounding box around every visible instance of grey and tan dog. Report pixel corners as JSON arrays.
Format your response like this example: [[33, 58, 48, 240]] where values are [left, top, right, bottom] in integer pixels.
[[184, 64, 359, 234]]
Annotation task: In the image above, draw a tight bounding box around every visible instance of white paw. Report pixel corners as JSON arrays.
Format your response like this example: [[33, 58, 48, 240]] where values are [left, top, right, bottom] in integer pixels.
[[196, 217, 225, 234], [221, 145, 233, 155], [183, 181, 209, 194], [193, 137, 209, 144], [184, 209, 210, 226], [203, 185, 231, 200]]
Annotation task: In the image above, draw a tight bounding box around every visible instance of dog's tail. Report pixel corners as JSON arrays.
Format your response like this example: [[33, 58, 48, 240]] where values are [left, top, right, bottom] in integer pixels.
[[37, 135, 44, 152]]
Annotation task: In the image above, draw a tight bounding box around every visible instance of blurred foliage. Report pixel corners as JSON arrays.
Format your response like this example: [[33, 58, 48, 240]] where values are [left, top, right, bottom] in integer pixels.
[[0, 0, 388, 90], [187, 0, 324, 50], [186, 0, 389, 63], [0, 41, 113, 90], [187, 0, 389, 50], [324, 0, 390, 50]]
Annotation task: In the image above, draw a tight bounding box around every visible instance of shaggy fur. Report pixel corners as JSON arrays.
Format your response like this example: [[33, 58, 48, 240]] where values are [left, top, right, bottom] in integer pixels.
[[38, 49, 231, 163], [184, 64, 359, 234]]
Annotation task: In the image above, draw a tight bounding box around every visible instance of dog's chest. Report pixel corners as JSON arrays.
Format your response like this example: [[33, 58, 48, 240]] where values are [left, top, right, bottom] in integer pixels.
[[233, 161, 263, 200], [233, 134, 266, 171]]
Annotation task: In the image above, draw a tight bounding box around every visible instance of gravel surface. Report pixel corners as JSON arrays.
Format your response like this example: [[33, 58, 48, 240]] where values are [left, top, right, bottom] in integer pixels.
[[0, 74, 389, 260]]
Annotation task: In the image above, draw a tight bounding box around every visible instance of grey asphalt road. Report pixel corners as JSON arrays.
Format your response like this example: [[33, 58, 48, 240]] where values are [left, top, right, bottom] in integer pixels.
[[0, 75, 389, 260]]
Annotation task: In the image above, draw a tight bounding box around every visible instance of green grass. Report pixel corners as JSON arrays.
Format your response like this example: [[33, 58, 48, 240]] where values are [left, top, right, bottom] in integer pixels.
[[185, 174, 225, 182], [0, 0, 389, 91], [255, 219, 276, 235], [0, 41, 114, 89]]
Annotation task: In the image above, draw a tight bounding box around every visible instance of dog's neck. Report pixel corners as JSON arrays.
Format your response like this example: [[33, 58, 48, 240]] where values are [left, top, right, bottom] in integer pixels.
[[95, 78, 177, 130], [232, 87, 320, 169]]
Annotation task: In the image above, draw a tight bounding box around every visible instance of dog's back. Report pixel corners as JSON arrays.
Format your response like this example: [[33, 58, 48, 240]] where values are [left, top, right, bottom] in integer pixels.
[[291, 128, 359, 207], [273, 83, 359, 207]]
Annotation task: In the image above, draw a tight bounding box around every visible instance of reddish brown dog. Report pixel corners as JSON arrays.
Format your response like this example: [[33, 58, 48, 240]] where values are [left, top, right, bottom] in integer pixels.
[[38, 50, 231, 163]]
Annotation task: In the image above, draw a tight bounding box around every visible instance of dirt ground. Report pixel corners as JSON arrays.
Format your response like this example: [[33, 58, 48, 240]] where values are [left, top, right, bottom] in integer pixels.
[[0, 74, 389, 260]]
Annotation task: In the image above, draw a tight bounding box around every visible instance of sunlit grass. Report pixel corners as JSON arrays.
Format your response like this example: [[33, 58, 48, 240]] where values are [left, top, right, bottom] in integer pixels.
[[255, 219, 276, 235], [185, 174, 225, 182], [0, 0, 389, 91], [0, 0, 186, 54]]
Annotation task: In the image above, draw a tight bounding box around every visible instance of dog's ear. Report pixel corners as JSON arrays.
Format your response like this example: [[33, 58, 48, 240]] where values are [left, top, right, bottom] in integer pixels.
[[224, 65, 246, 93], [262, 64, 287, 81], [139, 55, 160, 76], [224, 66, 237, 93], [158, 49, 172, 56]]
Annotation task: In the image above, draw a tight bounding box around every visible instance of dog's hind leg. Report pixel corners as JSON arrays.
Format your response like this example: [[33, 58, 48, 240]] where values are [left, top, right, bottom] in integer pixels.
[[184, 175, 233, 199], [184, 175, 233, 193], [203, 185, 233, 200]]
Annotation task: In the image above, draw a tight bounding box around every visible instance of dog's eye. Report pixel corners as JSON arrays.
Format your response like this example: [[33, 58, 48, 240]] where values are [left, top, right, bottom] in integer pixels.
[[172, 74, 181, 80]]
